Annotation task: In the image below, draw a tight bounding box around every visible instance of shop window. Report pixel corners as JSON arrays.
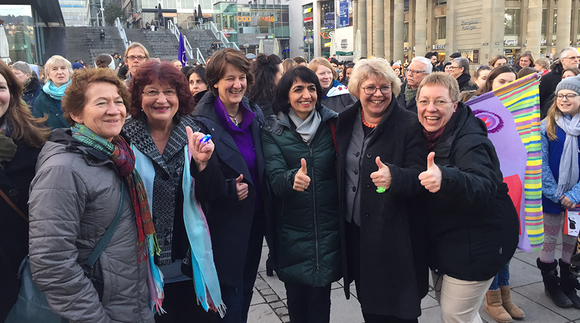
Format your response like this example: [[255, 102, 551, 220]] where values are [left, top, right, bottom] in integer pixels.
[[404, 22, 409, 42], [435, 0, 447, 4], [553, 9, 557, 34], [504, 9, 520, 35], [541, 9, 547, 34], [436, 17, 446, 39]]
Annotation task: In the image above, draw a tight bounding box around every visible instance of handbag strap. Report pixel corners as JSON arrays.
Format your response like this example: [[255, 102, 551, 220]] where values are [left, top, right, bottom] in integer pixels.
[[0, 188, 28, 223], [85, 182, 126, 268]]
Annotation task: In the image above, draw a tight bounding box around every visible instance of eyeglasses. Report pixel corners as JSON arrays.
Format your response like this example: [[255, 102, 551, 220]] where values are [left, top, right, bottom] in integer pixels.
[[417, 99, 453, 107], [449, 66, 460, 69], [556, 93, 579, 101], [563, 56, 580, 60], [406, 69, 426, 75], [362, 86, 392, 95], [143, 90, 177, 97], [127, 55, 147, 61]]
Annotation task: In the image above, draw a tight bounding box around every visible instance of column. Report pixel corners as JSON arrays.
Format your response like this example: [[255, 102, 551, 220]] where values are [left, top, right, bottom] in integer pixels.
[[526, 0, 542, 58], [373, 0, 385, 58], [415, 0, 427, 56], [445, 0, 456, 58], [366, 0, 373, 56], [556, 0, 572, 54], [393, 0, 404, 62], [384, 0, 392, 60], [358, 0, 367, 57]]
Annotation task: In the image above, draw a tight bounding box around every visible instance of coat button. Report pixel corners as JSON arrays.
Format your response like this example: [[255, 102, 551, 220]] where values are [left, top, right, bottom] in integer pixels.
[[351, 186, 356, 192], [353, 169, 358, 175], [365, 213, 370, 217], [355, 152, 360, 157], [366, 184, 370, 188], [366, 152, 372, 158], [162, 173, 170, 180], [9, 189, 18, 196]]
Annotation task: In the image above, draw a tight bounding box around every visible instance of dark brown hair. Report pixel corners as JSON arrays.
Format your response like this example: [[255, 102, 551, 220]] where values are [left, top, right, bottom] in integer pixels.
[[206, 48, 254, 97], [128, 60, 194, 118], [0, 61, 50, 147], [474, 65, 517, 96], [62, 67, 131, 126]]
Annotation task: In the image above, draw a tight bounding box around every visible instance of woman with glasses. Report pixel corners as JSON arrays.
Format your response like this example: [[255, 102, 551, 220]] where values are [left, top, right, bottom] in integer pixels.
[[450, 57, 478, 92], [123, 42, 150, 83], [309, 57, 356, 114], [123, 60, 224, 322], [538, 76, 580, 310], [416, 72, 518, 323], [336, 58, 428, 322]]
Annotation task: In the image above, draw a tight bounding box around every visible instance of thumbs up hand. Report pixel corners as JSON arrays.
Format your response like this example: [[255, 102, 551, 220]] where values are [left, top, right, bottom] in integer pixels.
[[370, 156, 392, 191], [236, 174, 249, 201], [293, 158, 311, 192], [418, 152, 442, 193]]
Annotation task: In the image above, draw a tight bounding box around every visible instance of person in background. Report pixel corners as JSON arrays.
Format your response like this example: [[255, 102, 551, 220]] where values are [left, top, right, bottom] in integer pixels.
[[262, 67, 340, 323], [37, 65, 45, 83], [282, 58, 297, 74], [341, 62, 355, 86], [337, 57, 428, 323], [246, 53, 257, 62], [28, 67, 158, 323], [294, 56, 308, 67], [535, 58, 551, 75], [425, 52, 442, 72], [72, 62, 84, 71], [247, 54, 283, 117], [450, 57, 478, 92], [10, 61, 42, 111], [186, 65, 208, 107], [517, 67, 538, 79], [540, 47, 580, 112], [309, 57, 356, 114], [33, 55, 73, 129], [490, 55, 509, 69], [538, 76, 580, 309], [474, 65, 517, 97], [542, 67, 580, 120], [0, 62, 50, 322], [171, 59, 183, 70], [473, 65, 492, 89], [124, 42, 151, 83], [514, 52, 534, 72], [397, 56, 432, 114], [192, 48, 273, 323], [94, 54, 115, 70], [444, 62, 453, 75], [416, 72, 518, 323]]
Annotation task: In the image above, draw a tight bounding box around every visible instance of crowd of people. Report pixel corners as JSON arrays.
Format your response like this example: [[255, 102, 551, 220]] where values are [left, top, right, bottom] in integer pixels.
[[1, 43, 580, 323]]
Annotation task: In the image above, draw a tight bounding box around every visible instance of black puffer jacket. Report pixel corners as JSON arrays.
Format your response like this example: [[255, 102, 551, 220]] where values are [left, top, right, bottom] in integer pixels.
[[426, 103, 519, 281], [262, 107, 340, 287]]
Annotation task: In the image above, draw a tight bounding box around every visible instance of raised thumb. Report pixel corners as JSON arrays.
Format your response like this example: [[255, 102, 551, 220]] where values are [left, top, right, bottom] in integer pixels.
[[236, 174, 243, 183], [427, 152, 436, 169], [375, 156, 386, 169], [299, 158, 307, 173]]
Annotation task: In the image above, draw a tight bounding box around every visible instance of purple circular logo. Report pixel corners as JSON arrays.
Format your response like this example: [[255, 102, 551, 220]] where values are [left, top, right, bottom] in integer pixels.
[[473, 110, 504, 134]]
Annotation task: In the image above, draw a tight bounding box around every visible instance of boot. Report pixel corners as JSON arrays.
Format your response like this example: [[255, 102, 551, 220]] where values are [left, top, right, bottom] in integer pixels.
[[499, 285, 525, 319], [559, 259, 580, 309], [537, 258, 573, 308], [485, 289, 513, 323]]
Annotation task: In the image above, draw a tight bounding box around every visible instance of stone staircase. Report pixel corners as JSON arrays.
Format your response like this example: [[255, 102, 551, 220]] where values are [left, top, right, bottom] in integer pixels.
[[180, 28, 219, 62], [65, 27, 126, 66]]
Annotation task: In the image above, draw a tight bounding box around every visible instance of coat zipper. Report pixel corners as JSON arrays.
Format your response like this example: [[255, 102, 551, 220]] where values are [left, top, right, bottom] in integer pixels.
[[309, 146, 320, 274]]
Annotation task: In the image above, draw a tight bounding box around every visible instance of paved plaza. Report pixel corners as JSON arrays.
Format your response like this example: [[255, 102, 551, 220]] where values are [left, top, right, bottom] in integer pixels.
[[248, 240, 580, 323]]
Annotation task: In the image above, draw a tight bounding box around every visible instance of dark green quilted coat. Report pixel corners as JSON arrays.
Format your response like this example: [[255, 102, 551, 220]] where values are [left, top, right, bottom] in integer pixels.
[[262, 106, 341, 287]]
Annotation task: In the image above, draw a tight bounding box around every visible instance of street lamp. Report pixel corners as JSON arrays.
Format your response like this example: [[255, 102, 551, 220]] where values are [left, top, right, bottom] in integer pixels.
[[305, 36, 314, 62]]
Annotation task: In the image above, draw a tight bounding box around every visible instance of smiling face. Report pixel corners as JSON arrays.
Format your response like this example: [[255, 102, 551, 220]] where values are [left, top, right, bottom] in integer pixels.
[[214, 64, 247, 110], [189, 72, 208, 96], [474, 69, 491, 88], [141, 81, 179, 129], [358, 76, 392, 120], [0, 74, 9, 119], [48, 63, 70, 87], [417, 84, 457, 132], [70, 82, 126, 141], [491, 72, 516, 91], [288, 78, 317, 120], [519, 56, 531, 68], [557, 89, 580, 116], [315, 65, 333, 89]]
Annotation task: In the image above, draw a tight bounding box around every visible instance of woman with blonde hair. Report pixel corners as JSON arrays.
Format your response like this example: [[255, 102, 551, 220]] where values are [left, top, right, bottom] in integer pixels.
[[32, 55, 73, 129], [308, 57, 356, 113]]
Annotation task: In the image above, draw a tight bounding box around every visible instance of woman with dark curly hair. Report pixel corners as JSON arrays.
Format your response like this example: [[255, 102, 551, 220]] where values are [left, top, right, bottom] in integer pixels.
[[123, 60, 225, 322], [185, 66, 208, 107], [247, 53, 283, 116]]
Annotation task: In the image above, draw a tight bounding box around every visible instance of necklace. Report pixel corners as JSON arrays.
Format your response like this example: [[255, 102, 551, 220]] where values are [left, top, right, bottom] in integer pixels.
[[361, 110, 378, 128], [228, 110, 240, 127]]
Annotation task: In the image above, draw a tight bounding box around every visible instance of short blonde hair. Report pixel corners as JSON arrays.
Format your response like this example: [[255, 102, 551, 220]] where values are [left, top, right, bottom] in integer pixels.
[[348, 58, 401, 98], [44, 55, 73, 83], [416, 72, 460, 102], [308, 57, 338, 80], [124, 42, 150, 62]]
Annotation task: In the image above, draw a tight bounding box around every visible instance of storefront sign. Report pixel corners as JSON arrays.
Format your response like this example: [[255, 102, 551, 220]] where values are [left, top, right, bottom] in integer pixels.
[[432, 44, 445, 50], [324, 12, 335, 29], [504, 39, 518, 46], [338, 0, 350, 28], [237, 16, 274, 22], [461, 19, 479, 31]]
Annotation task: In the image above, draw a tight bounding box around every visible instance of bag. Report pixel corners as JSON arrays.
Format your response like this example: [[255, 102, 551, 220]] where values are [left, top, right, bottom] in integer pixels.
[[5, 183, 126, 323]]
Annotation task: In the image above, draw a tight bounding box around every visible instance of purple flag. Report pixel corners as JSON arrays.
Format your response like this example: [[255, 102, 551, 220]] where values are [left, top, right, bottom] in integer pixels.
[[179, 32, 187, 67]]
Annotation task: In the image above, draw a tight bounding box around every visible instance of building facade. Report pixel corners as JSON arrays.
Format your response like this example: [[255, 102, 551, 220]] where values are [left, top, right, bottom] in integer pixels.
[[355, 0, 580, 65], [59, 0, 90, 26]]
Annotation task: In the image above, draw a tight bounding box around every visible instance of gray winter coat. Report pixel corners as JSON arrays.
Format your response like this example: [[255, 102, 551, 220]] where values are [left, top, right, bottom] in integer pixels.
[[28, 129, 153, 323]]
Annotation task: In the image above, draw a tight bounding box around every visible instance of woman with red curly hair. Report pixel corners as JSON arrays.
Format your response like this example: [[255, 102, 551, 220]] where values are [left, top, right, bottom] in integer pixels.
[[123, 60, 225, 322]]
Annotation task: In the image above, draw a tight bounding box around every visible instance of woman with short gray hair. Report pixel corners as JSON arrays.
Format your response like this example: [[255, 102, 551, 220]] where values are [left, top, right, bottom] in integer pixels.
[[450, 57, 477, 92]]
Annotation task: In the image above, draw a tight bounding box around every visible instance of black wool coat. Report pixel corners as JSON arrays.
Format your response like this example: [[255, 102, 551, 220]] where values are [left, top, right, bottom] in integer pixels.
[[426, 103, 519, 281], [0, 140, 41, 321], [192, 92, 273, 287], [336, 98, 429, 319]]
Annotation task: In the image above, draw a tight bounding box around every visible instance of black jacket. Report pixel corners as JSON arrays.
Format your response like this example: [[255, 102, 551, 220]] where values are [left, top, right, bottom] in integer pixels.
[[396, 81, 418, 114], [540, 62, 564, 119], [192, 92, 273, 287], [426, 103, 519, 281], [456, 73, 478, 92], [0, 139, 41, 322], [336, 98, 428, 319], [22, 77, 42, 112]]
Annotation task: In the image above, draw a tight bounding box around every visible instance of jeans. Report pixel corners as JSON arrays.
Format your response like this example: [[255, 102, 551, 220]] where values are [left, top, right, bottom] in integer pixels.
[[489, 262, 510, 290], [285, 283, 331, 323]]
